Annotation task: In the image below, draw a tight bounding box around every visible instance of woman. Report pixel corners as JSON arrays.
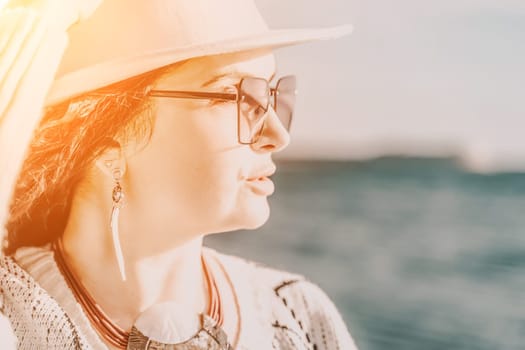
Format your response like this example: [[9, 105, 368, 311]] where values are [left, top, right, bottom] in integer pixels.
[[0, 0, 356, 349]]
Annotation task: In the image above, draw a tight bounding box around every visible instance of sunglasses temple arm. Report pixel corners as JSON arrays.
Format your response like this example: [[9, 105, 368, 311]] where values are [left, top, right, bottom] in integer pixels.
[[149, 90, 237, 101]]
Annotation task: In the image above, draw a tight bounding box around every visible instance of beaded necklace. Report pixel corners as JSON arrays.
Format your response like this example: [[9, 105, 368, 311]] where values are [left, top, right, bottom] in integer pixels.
[[52, 239, 226, 349]]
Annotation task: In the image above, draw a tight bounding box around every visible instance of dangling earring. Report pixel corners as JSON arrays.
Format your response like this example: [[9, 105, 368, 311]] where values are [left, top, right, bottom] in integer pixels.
[[110, 168, 127, 281]]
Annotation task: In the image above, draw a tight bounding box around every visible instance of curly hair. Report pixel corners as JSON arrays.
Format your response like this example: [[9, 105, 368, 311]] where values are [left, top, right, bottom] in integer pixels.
[[3, 65, 178, 255]]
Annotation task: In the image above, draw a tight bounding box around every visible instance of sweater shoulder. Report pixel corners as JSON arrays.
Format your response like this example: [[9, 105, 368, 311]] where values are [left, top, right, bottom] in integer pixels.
[[206, 247, 306, 287], [0, 246, 91, 349], [207, 248, 359, 350]]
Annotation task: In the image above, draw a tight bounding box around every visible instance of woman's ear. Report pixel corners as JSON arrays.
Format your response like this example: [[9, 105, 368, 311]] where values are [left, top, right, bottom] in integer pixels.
[[95, 143, 127, 181]]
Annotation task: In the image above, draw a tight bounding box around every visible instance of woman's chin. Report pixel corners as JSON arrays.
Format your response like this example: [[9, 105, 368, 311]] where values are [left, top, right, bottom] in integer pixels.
[[230, 199, 271, 231], [243, 213, 270, 230]]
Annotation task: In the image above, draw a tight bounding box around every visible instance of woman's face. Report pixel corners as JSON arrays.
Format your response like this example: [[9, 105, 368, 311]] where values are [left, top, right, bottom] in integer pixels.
[[121, 51, 290, 240]]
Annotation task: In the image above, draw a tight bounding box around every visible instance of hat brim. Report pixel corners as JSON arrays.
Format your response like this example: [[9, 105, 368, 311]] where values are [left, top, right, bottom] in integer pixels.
[[45, 24, 352, 105]]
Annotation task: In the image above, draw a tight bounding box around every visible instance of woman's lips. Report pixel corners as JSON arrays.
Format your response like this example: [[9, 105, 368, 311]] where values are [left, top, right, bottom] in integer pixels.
[[245, 176, 275, 195]]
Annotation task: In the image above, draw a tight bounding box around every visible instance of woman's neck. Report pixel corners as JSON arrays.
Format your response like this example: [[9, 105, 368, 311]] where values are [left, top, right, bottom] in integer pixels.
[[61, 195, 208, 331]]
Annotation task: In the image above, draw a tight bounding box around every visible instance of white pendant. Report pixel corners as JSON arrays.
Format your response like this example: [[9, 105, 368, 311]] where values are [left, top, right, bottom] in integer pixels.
[[133, 302, 201, 343]]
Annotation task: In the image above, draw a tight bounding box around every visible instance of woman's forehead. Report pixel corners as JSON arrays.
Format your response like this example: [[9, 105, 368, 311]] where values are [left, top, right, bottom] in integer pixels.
[[156, 52, 276, 89]]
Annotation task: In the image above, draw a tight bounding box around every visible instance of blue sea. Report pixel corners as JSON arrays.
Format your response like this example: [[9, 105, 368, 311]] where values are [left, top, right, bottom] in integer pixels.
[[205, 157, 525, 350]]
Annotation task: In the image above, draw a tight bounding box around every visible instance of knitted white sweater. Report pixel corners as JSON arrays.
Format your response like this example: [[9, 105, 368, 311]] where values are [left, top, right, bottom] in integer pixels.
[[0, 246, 358, 349]]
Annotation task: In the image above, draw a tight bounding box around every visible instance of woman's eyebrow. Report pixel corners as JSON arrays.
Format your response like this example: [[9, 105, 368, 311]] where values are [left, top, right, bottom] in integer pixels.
[[200, 71, 276, 88], [200, 73, 237, 88]]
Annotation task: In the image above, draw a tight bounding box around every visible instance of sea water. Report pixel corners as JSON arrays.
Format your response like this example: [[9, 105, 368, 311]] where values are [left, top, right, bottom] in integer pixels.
[[205, 157, 525, 350]]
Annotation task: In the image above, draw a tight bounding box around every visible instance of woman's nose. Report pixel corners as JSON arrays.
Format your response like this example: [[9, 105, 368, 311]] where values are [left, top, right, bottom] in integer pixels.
[[250, 107, 291, 153]]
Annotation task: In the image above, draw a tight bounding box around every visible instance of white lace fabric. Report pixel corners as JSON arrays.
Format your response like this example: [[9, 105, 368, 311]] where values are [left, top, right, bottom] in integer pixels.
[[0, 245, 358, 350]]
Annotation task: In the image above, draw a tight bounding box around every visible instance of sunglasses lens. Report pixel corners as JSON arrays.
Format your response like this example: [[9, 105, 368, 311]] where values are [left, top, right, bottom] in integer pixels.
[[238, 78, 270, 144], [275, 76, 296, 131]]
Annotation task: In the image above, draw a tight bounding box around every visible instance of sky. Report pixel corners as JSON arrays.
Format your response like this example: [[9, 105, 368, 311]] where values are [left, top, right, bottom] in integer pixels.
[[256, 0, 525, 172]]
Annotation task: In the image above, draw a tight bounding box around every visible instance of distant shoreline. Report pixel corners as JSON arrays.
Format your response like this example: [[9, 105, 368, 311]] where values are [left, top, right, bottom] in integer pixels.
[[275, 155, 525, 176]]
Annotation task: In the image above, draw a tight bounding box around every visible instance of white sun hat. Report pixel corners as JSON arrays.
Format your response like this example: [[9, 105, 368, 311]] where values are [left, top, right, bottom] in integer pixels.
[[47, 0, 352, 105], [0, 0, 352, 248]]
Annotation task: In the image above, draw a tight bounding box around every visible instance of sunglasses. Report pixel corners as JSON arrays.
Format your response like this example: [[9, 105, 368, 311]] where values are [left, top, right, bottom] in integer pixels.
[[148, 75, 297, 144]]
